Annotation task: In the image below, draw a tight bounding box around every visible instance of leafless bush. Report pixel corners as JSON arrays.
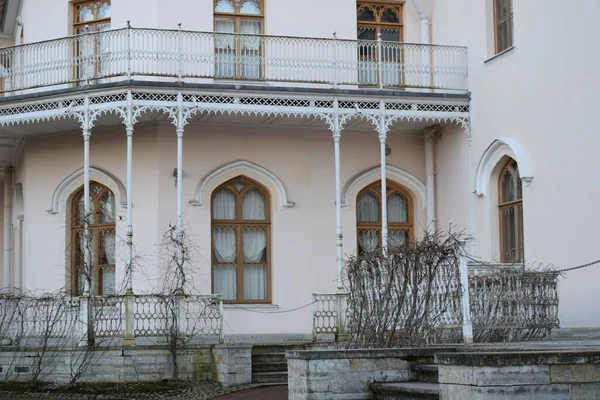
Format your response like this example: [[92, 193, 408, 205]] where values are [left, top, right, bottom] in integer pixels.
[[344, 230, 463, 348]]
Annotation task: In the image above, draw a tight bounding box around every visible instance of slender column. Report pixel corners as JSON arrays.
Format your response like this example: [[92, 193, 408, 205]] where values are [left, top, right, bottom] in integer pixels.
[[3, 166, 12, 288], [378, 101, 388, 253], [466, 130, 475, 254], [176, 93, 185, 291], [459, 241, 473, 344], [125, 91, 134, 292], [424, 129, 436, 231], [82, 96, 91, 294], [332, 100, 343, 291]]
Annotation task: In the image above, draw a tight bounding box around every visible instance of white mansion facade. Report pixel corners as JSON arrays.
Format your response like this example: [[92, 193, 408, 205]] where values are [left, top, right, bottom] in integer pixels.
[[0, 0, 597, 336]]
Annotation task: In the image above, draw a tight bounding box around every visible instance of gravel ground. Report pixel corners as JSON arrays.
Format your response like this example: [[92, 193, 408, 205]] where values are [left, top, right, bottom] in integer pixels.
[[0, 382, 275, 400]]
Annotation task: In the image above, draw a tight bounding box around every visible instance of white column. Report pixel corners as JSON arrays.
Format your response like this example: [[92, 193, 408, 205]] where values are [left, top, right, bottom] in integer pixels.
[[82, 96, 91, 295], [176, 93, 185, 291], [332, 100, 343, 291], [466, 131, 475, 254], [3, 166, 12, 289], [424, 129, 436, 231], [378, 101, 388, 253], [125, 91, 134, 293], [459, 242, 473, 344]]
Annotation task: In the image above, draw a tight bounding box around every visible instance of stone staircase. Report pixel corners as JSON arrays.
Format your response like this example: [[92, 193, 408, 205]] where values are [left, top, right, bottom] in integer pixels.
[[251, 343, 307, 384], [371, 363, 440, 399]]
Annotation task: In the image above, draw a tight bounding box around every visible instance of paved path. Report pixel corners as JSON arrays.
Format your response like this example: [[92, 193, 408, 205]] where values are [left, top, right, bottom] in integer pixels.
[[211, 385, 288, 400]]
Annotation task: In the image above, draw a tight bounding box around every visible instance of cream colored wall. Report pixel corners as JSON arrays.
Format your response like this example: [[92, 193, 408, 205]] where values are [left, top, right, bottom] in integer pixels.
[[431, 0, 600, 327], [18, 122, 426, 334], [19, 0, 421, 42]]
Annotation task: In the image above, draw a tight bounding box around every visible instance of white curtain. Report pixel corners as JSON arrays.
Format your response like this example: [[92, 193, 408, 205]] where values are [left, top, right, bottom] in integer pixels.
[[240, 20, 261, 79], [213, 189, 236, 220], [103, 230, 116, 265], [387, 193, 407, 223], [215, 18, 236, 78], [213, 226, 237, 300], [358, 229, 379, 253], [242, 190, 267, 299], [358, 192, 379, 222], [214, 265, 237, 300], [388, 230, 407, 249], [243, 189, 266, 220], [102, 267, 116, 295]]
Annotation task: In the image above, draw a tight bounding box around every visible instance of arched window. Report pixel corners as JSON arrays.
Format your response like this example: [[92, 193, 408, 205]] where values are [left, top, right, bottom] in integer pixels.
[[71, 181, 116, 296], [212, 176, 270, 303], [356, 180, 413, 254], [214, 0, 264, 79], [499, 159, 524, 263]]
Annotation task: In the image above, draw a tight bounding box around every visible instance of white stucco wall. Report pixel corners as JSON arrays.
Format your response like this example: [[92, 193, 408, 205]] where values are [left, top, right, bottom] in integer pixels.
[[17, 122, 427, 334], [431, 0, 600, 327]]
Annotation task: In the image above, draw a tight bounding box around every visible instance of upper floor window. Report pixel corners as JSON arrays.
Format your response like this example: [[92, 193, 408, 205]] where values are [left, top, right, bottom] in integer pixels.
[[214, 0, 264, 79], [493, 0, 513, 53], [212, 176, 271, 303], [74, 0, 111, 34], [357, 2, 403, 87], [71, 181, 116, 296], [499, 159, 523, 263], [356, 180, 413, 254]]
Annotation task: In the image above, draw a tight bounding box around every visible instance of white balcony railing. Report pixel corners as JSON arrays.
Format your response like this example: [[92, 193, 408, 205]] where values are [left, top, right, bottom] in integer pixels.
[[0, 27, 469, 95]]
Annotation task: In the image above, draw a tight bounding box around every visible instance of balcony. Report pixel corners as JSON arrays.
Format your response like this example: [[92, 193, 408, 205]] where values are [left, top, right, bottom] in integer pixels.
[[0, 27, 469, 96]]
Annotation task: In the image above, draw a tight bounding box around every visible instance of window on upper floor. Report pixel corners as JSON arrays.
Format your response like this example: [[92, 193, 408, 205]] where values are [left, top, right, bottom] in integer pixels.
[[356, 180, 413, 254], [214, 0, 264, 80], [357, 2, 404, 87], [498, 159, 524, 263], [212, 176, 271, 303], [71, 181, 116, 296], [493, 0, 513, 53], [73, 0, 111, 82]]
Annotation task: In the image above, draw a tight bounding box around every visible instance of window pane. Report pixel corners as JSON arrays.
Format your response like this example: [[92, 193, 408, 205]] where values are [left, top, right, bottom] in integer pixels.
[[214, 264, 237, 300], [242, 189, 266, 220], [517, 203, 524, 262], [380, 27, 401, 42], [99, 229, 116, 265], [388, 230, 407, 248], [97, 3, 111, 19], [358, 26, 377, 41], [243, 226, 267, 262], [213, 226, 237, 263], [244, 264, 267, 300], [101, 266, 115, 295], [232, 181, 246, 191], [215, 0, 236, 13], [380, 7, 400, 24], [501, 206, 516, 262], [358, 192, 379, 222], [387, 193, 407, 222], [501, 169, 515, 203], [240, 0, 261, 15], [77, 5, 94, 23], [77, 195, 95, 225], [213, 189, 236, 219], [99, 191, 115, 223], [358, 229, 380, 253], [357, 6, 375, 21]]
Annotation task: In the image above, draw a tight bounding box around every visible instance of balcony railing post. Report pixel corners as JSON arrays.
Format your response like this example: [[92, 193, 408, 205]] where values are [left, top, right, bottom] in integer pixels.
[[335, 292, 347, 341], [332, 32, 338, 87], [377, 33, 383, 89], [123, 291, 135, 346], [177, 23, 183, 82], [78, 295, 90, 346], [218, 296, 224, 343], [458, 241, 473, 345], [126, 21, 132, 80]]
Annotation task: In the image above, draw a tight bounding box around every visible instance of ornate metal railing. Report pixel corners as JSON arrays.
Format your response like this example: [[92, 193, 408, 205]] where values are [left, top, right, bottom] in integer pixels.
[[0, 26, 468, 94], [314, 262, 560, 344], [0, 292, 223, 345]]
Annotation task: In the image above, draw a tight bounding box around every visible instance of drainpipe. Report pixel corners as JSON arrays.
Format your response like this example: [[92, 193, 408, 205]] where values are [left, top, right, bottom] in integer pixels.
[[412, 0, 431, 89], [3, 167, 12, 289]]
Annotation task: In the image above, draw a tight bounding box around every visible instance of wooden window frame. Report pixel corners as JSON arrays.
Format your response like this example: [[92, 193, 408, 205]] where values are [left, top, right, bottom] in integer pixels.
[[211, 176, 272, 304], [498, 159, 524, 264], [493, 0, 513, 54], [213, 0, 265, 80], [72, 0, 111, 84], [70, 181, 116, 296], [356, 180, 414, 253], [356, 1, 404, 87]]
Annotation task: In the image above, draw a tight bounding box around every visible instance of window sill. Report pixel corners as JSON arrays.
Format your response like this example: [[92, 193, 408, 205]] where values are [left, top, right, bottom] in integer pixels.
[[223, 303, 279, 311], [484, 46, 516, 64]]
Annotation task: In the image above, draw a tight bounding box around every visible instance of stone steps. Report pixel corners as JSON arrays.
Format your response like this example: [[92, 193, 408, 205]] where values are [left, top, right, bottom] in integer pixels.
[[251, 343, 307, 384], [372, 382, 439, 400], [412, 364, 439, 383]]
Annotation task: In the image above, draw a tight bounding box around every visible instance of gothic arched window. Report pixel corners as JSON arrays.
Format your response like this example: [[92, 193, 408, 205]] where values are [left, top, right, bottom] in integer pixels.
[[356, 180, 413, 254], [499, 158, 524, 263], [71, 181, 116, 296], [212, 176, 271, 303]]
